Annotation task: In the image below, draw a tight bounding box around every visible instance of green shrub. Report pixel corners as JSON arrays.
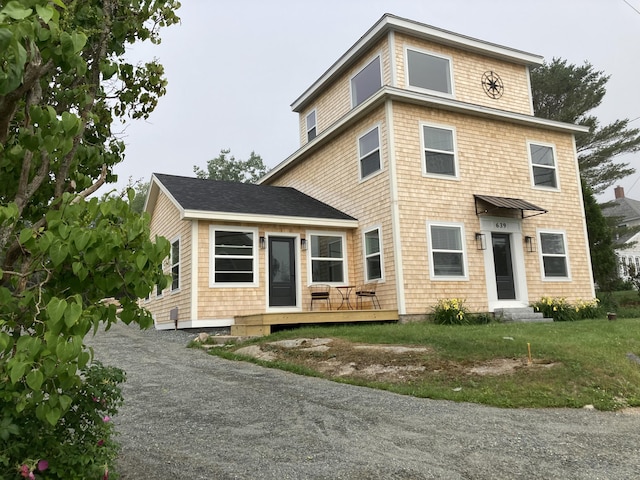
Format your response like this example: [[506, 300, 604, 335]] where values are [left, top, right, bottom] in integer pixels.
[[531, 297, 577, 322], [431, 298, 468, 325], [574, 298, 602, 319], [0, 362, 124, 480]]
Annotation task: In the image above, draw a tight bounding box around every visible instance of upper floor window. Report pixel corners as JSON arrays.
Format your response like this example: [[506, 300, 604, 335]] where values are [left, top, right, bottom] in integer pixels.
[[306, 110, 317, 141], [351, 56, 381, 108], [427, 223, 467, 280], [539, 231, 569, 279], [422, 124, 457, 178], [211, 228, 257, 286], [364, 227, 383, 281], [171, 238, 180, 291], [358, 126, 381, 179], [529, 142, 558, 189], [406, 48, 452, 95], [310, 233, 345, 283]]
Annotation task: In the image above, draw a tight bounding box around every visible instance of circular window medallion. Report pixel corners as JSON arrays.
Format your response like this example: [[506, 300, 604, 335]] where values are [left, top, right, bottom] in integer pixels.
[[481, 71, 504, 99]]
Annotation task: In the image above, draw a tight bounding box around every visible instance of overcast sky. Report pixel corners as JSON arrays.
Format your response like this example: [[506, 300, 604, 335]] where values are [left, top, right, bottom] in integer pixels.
[[109, 0, 640, 202]]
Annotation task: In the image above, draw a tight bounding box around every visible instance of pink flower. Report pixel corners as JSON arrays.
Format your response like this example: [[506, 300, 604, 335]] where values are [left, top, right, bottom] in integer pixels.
[[37, 459, 48, 471], [19, 464, 29, 478], [97, 439, 105, 446], [103, 466, 109, 480], [28, 473, 35, 480], [102, 415, 111, 422]]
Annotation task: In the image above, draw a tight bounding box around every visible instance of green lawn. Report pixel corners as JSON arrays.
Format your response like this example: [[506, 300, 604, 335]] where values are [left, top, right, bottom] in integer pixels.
[[206, 318, 640, 411]]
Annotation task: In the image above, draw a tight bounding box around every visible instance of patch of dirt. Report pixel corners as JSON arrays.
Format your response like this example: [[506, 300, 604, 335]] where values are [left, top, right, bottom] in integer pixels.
[[233, 337, 558, 383]]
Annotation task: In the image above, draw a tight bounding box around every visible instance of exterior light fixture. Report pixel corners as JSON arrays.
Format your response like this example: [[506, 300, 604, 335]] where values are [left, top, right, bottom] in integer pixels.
[[524, 235, 536, 253], [475, 232, 487, 250], [301, 238, 307, 251], [259, 236, 266, 249]]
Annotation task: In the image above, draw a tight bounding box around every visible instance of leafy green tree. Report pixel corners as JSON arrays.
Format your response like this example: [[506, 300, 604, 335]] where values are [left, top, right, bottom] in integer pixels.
[[582, 180, 618, 290], [531, 58, 640, 194], [193, 148, 269, 183], [0, 1, 179, 477]]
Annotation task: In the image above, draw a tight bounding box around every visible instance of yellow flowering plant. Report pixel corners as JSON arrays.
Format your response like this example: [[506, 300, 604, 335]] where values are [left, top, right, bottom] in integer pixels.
[[432, 298, 469, 325], [531, 297, 601, 321]]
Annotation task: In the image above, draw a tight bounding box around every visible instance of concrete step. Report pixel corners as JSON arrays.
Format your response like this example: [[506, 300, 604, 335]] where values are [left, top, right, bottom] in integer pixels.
[[494, 307, 553, 323]]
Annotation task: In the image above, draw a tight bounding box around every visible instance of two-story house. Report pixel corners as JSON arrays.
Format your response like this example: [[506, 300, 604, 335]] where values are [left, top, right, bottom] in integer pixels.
[[603, 186, 640, 279], [144, 14, 595, 332]]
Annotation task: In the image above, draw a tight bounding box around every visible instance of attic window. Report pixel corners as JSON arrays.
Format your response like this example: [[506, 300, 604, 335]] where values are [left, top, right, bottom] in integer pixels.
[[406, 48, 452, 96], [306, 110, 317, 141], [351, 55, 382, 107]]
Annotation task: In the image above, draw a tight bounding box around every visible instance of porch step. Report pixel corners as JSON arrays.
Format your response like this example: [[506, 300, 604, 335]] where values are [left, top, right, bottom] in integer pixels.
[[494, 307, 553, 323]]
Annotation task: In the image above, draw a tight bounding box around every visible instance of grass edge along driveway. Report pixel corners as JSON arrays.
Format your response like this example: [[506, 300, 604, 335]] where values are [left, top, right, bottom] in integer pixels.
[[201, 318, 640, 411]]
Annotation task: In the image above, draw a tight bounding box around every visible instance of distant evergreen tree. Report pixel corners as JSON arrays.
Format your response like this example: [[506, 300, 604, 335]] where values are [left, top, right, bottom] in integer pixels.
[[531, 58, 640, 194], [582, 180, 618, 290]]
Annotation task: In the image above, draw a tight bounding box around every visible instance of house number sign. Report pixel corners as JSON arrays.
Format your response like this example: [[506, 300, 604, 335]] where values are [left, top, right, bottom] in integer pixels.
[[495, 222, 508, 229]]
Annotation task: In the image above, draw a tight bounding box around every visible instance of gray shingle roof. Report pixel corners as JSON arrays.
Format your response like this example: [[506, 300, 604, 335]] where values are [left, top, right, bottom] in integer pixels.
[[153, 173, 356, 221], [602, 197, 640, 226]]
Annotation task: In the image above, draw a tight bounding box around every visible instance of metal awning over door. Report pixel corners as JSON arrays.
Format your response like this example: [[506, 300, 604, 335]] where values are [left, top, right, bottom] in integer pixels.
[[474, 194, 547, 218]]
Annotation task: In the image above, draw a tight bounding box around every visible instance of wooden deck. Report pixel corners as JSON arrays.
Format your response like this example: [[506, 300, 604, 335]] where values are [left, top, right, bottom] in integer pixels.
[[231, 309, 399, 336]]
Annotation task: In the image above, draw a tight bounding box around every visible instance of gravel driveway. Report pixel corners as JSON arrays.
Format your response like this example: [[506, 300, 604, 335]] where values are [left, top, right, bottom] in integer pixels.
[[87, 322, 640, 479]]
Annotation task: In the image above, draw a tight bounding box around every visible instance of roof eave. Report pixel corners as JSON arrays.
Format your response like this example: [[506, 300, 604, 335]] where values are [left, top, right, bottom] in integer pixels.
[[291, 13, 544, 113], [182, 209, 358, 228]]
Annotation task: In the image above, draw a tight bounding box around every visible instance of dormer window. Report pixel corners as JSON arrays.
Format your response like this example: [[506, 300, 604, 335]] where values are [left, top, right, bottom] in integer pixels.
[[306, 110, 317, 141], [406, 48, 453, 96], [351, 55, 381, 107]]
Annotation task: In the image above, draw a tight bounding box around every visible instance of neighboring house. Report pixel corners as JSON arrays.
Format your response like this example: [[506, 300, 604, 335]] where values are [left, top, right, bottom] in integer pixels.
[[602, 186, 640, 279], [144, 13, 595, 330]]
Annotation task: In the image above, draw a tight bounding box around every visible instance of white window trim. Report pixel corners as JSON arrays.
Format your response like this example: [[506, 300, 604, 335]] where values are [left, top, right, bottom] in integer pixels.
[[528, 140, 560, 191], [357, 124, 383, 181], [306, 230, 348, 286], [306, 109, 317, 142], [350, 53, 382, 108], [209, 226, 259, 288], [170, 235, 180, 293], [537, 229, 571, 281], [363, 226, 384, 282], [404, 45, 455, 98], [421, 122, 460, 180], [427, 221, 469, 281]]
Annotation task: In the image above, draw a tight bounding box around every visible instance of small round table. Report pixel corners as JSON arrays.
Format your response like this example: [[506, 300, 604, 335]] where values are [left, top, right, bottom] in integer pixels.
[[335, 285, 355, 310]]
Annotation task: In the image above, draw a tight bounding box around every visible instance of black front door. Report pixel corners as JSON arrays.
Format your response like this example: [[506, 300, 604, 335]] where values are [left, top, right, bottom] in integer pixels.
[[269, 237, 296, 307], [492, 233, 516, 300]]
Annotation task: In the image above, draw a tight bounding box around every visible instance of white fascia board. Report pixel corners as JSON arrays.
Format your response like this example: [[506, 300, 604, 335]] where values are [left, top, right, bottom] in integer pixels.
[[182, 209, 358, 229], [387, 16, 544, 66], [145, 173, 187, 218], [291, 13, 543, 112], [387, 87, 591, 134]]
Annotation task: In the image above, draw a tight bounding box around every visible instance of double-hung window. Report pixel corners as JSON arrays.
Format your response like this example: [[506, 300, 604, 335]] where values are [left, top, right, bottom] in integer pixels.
[[351, 56, 381, 108], [422, 124, 457, 178], [529, 142, 558, 189], [406, 48, 453, 95], [309, 233, 345, 283], [428, 223, 467, 279], [171, 238, 180, 291], [211, 228, 257, 285], [306, 110, 317, 141], [539, 231, 569, 279], [358, 126, 381, 179], [364, 227, 383, 281]]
